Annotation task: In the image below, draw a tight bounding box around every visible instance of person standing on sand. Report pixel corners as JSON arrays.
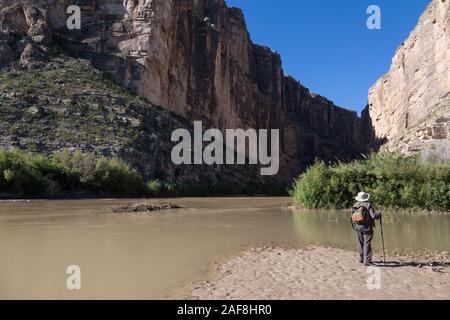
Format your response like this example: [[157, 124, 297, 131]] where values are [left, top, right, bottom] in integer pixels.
[[351, 192, 381, 266]]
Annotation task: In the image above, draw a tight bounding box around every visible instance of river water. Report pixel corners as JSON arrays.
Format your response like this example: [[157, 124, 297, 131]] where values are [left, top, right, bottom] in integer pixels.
[[0, 198, 448, 299]]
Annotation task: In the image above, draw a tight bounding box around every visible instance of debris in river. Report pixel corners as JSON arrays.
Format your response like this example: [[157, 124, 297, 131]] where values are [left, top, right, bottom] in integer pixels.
[[113, 203, 183, 213], [431, 266, 444, 273]]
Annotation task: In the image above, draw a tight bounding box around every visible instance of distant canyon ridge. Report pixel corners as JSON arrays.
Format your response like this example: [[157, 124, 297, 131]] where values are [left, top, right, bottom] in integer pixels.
[[0, 0, 449, 186]]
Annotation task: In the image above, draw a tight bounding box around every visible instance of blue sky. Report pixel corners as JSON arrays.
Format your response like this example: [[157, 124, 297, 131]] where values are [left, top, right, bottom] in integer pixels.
[[226, 0, 431, 114]]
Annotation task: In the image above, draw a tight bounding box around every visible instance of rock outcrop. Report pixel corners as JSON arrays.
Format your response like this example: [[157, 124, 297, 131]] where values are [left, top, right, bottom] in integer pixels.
[[0, 2, 52, 68], [363, 0, 450, 161]]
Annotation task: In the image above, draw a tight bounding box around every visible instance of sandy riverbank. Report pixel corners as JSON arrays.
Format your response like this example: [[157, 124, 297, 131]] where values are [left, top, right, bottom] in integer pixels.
[[189, 247, 450, 300]]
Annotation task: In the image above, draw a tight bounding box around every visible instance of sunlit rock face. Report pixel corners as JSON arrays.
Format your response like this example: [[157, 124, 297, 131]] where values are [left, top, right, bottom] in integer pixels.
[[0, 0, 364, 182], [363, 0, 450, 161]]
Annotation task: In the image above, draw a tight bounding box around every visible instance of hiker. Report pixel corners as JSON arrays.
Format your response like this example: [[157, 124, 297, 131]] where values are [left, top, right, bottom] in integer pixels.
[[351, 192, 381, 266]]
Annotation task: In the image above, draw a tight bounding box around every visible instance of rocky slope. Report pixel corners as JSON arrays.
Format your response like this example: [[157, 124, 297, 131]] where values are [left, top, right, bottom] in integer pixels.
[[0, 52, 270, 187], [0, 0, 362, 184], [363, 0, 450, 161]]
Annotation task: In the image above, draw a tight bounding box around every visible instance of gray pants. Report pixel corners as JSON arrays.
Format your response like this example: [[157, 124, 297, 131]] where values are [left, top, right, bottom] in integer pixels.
[[356, 230, 373, 263]]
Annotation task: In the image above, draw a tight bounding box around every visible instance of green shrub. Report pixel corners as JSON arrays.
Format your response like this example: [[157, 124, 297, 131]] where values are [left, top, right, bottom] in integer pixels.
[[91, 157, 145, 195], [0, 148, 288, 198], [291, 153, 450, 211], [0, 149, 69, 196], [0, 148, 146, 197], [147, 179, 163, 196]]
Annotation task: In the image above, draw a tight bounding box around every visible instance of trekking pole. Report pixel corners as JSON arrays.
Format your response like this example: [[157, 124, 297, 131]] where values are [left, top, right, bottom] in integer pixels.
[[379, 214, 387, 266]]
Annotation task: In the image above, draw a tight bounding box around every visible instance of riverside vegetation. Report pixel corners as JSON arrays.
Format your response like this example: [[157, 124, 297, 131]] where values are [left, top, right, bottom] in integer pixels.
[[0, 149, 284, 198], [291, 154, 450, 211], [0, 149, 144, 197]]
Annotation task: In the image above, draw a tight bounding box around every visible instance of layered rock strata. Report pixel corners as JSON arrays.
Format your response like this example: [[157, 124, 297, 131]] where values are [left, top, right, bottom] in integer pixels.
[[363, 0, 450, 161]]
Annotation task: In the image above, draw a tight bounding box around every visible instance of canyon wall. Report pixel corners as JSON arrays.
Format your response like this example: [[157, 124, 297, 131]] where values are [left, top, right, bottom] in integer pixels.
[[0, 0, 362, 181], [363, 0, 450, 160], [3, 0, 448, 176]]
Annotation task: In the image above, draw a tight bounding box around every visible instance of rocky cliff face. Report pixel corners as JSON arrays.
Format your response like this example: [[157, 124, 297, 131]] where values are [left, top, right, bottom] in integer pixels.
[[0, 0, 364, 185], [0, 54, 271, 188], [364, 0, 450, 161]]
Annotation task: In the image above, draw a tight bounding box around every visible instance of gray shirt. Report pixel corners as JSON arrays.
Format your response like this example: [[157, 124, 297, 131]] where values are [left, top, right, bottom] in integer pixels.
[[352, 201, 381, 232]]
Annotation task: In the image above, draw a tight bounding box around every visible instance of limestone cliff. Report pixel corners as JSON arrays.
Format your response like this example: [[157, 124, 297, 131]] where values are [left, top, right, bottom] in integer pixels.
[[0, 0, 364, 185], [364, 0, 450, 161]]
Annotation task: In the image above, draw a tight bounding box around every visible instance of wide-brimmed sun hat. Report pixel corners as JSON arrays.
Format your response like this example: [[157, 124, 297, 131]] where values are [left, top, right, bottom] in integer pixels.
[[355, 192, 370, 202]]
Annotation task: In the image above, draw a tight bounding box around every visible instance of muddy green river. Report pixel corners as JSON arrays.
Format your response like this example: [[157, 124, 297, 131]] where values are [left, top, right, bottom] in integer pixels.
[[0, 198, 448, 299]]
